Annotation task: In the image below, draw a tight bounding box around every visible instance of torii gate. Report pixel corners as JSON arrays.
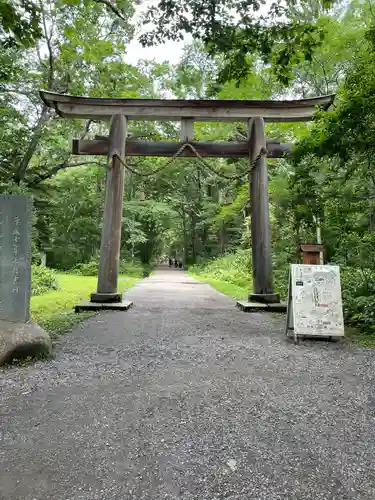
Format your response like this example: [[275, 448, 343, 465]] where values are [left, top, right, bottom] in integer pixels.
[[40, 91, 334, 311]]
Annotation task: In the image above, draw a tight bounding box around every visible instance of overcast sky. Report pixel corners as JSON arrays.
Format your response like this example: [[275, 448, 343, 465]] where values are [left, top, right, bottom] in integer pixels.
[[124, 0, 186, 65], [125, 38, 185, 65]]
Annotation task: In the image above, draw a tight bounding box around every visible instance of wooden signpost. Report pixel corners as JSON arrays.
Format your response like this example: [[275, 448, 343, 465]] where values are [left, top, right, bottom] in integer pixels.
[[286, 264, 345, 344]]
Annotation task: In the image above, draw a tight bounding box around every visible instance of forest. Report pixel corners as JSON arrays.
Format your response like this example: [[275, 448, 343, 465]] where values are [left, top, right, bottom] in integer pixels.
[[1, 0, 375, 338]]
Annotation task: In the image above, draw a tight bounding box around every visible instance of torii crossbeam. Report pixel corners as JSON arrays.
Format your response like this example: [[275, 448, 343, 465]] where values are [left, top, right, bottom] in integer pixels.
[[41, 91, 334, 121], [40, 91, 335, 310]]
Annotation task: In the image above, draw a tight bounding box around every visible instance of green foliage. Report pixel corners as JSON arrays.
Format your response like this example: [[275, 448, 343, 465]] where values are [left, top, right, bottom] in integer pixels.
[[0, 1, 41, 53], [0, 0, 134, 83], [190, 246, 291, 301], [212, 183, 249, 251], [39, 311, 95, 341], [292, 21, 375, 168], [31, 265, 59, 296], [70, 260, 99, 276], [340, 267, 375, 332], [140, 0, 337, 84], [192, 273, 249, 301], [190, 249, 252, 290], [123, 200, 174, 264], [286, 19, 375, 339], [119, 261, 153, 278], [71, 258, 152, 278], [31, 273, 101, 322], [273, 265, 290, 301]]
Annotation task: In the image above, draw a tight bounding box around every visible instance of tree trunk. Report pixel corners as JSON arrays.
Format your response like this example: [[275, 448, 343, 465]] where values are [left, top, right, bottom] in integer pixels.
[[369, 176, 375, 231], [182, 204, 189, 265], [40, 252, 47, 266], [15, 105, 49, 184], [191, 214, 198, 263]]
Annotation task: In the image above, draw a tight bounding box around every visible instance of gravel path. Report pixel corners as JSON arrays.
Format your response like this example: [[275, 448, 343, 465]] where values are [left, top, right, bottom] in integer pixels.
[[1, 267, 375, 500]]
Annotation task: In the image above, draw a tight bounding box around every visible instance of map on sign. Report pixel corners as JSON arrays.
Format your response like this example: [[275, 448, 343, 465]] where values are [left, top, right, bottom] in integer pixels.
[[286, 264, 344, 340]]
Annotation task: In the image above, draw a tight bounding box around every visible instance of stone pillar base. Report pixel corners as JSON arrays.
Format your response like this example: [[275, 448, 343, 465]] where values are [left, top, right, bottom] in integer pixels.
[[248, 292, 280, 304], [90, 292, 123, 303], [75, 300, 133, 313]]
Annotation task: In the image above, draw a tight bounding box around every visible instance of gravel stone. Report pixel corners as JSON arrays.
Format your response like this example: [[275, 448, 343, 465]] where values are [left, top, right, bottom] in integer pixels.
[[1, 267, 375, 500]]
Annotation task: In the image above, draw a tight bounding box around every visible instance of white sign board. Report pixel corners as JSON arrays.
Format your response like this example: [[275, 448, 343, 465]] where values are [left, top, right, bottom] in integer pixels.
[[286, 264, 344, 342]]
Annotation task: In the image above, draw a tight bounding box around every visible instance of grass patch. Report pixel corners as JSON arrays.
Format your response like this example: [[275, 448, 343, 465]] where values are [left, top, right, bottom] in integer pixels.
[[38, 311, 95, 341], [70, 259, 153, 278], [345, 326, 375, 348], [31, 273, 137, 340], [190, 273, 249, 300], [189, 250, 252, 300], [190, 251, 251, 289]]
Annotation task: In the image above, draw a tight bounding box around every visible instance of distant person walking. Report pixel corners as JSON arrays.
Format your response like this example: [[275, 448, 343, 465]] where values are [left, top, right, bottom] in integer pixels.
[[168, 258, 173, 267]]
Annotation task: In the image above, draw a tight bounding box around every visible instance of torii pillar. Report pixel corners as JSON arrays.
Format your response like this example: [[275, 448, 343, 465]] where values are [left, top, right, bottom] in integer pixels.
[[76, 114, 133, 312], [248, 117, 280, 305]]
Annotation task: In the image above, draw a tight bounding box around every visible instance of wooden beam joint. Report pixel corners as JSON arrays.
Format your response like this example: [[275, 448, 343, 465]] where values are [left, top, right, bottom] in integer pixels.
[[180, 118, 194, 142]]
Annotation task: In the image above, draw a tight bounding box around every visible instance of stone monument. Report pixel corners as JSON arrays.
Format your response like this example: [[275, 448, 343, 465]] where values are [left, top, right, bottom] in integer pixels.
[[0, 195, 51, 365]]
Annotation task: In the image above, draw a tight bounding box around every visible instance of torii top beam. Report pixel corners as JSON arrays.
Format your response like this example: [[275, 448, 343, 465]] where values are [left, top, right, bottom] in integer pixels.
[[40, 91, 335, 123]]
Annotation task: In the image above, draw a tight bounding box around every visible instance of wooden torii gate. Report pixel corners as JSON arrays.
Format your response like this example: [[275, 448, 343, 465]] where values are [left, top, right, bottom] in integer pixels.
[[40, 91, 334, 310]]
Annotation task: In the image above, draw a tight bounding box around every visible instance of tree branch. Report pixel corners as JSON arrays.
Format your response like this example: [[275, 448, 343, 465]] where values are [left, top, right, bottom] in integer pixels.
[[368, 0, 375, 21], [15, 105, 50, 184], [0, 88, 36, 99], [39, 0, 54, 88], [30, 161, 103, 185], [92, 0, 127, 22], [81, 119, 94, 139], [313, 56, 331, 95]]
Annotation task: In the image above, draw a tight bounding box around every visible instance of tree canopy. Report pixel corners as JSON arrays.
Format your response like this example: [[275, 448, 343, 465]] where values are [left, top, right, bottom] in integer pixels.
[[139, 0, 341, 84]]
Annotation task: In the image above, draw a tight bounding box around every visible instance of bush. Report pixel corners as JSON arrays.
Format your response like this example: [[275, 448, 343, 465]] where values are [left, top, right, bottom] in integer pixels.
[[31, 265, 59, 296], [71, 260, 98, 276], [190, 249, 252, 289], [71, 258, 152, 278], [273, 264, 290, 300], [340, 267, 375, 331], [119, 261, 152, 277], [190, 249, 290, 299]]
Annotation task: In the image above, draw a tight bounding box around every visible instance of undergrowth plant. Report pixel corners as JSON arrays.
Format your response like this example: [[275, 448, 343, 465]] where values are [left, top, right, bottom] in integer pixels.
[[31, 265, 59, 296]]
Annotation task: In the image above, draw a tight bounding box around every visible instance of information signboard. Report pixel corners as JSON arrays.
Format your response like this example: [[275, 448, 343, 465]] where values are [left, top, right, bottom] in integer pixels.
[[286, 264, 344, 343]]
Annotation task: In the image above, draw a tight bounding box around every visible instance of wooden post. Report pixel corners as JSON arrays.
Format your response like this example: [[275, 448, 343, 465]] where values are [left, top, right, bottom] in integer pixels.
[[91, 115, 127, 303], [248, 117, 280, 303], [180, 118, 194, 142]]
